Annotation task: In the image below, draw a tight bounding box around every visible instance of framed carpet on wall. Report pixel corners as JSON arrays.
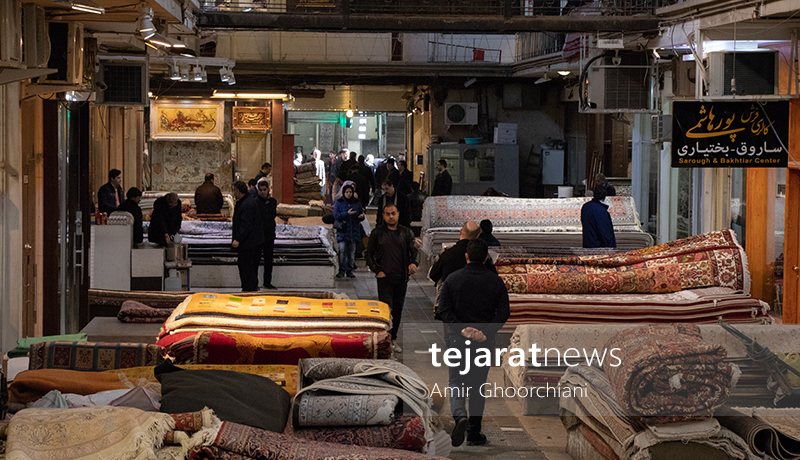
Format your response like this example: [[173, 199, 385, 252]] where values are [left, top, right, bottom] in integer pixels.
[[233, 107, 271, 131], [150, 102, 224, 141]]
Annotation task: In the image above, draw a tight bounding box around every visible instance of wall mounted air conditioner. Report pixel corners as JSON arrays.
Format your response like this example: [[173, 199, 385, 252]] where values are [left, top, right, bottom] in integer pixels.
[[650, 114, 672, 142], [0, 0, 23, 68], [586, 54, 651, 111], [22, 3, 49, 68], [707, 51, 778, 97], [444, 102, 478, 125], [672, 57, 695, 98], [96, 61, 148, 106], [42, 22, 83, 85]]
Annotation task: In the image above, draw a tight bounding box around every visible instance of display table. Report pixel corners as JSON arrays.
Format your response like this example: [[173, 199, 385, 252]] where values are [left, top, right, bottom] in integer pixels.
[[80, 317, 162, 344]]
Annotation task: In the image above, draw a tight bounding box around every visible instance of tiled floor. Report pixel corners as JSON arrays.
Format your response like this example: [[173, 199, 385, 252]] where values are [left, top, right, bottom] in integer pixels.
[[329, 259, 571, 460]]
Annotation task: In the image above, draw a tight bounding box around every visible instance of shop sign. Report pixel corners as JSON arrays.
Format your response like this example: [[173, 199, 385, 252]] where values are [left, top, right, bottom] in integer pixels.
[[671, 101, 788, 168]]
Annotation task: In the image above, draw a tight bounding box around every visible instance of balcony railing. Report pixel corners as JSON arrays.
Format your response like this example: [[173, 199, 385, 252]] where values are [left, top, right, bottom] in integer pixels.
[[515, 32, 566, 60]]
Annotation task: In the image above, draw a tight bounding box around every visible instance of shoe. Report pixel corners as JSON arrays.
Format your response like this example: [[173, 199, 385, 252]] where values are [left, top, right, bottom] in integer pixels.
[[336, 272, 346, 278], [467, 433, 487, 446], [346, 272, 356, 278], [451, 417, 468, 447], [264, 284, 277, 290], [392, 342, 402, 353]]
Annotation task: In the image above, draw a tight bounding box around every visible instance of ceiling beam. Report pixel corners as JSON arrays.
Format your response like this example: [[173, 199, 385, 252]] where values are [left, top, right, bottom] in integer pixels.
[[197, 12, 661, 33]]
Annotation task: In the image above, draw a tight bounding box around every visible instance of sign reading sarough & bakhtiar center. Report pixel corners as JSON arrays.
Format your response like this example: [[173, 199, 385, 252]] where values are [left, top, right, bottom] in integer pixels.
[[672, 101, 788, 168]]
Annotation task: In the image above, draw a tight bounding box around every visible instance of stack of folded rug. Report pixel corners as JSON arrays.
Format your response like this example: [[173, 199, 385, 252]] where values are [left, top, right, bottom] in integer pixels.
[[294, 162, 323, 204]]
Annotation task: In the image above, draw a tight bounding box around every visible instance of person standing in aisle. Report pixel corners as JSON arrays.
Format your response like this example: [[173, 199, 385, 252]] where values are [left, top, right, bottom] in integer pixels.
[[432, 159, 452, 196], [194, 173, 224, 215], [98, 169, 124, 214], [365, 204, 419, 353], [334, 183, 365, 278], [256, 179, 278, 289], [581, 184, 616, 248], [376, 179, 411, 228], [396, 160, 413, 196], [438, 239, 509, 447], [116, 187, 144, 245], [312, 149, 326, 198], [232, 181, 264, 292]]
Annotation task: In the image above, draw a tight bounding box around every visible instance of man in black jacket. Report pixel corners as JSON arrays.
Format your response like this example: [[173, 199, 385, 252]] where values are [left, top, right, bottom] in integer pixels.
[[116, 187, 144, 245], [432, 159, 453, 196], [256, 179, 278, 289], [195, 173, 224, 215], [408, 181, 427, 223], [376, 179, 411, 228], [149, 193, 182, 246], [429, 221, 496, 318], [232, 181, 265, 292], [439, 239, 509, 447], [396, 160, 413, 196], [97, 169, 124, 214], [365, 204, 419, 353]]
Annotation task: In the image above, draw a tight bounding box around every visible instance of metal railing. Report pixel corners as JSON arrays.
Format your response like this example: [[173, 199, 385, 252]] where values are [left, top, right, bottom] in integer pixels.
[[515, 32, 565, 60]]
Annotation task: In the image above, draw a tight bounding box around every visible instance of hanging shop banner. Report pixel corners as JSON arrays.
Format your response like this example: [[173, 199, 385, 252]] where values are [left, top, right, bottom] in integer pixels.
[[671, 101, 788, 168]]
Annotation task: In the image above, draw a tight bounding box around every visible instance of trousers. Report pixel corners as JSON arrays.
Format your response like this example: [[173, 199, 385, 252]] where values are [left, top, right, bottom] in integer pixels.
[[377, 277, 407, 340]]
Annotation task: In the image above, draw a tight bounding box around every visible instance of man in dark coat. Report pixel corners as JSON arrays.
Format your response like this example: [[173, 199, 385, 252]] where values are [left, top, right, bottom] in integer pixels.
[[581, 184, 616, 248], [149, 192, 182, 247], [256, 180, 278, 289], [408, 181, 427, 223], [376, 179, 411, 228], [438, 239, 509, 447], [195, 173, 224, 215], [97, 169, 124, 214], [254, 162, 272, 183], [396, 160, 413, 196], [232, 181, 265, 292], [357, 155, 375, 198], [116, 187, 144, 245], [339, 151, 358, 182], [346, 164, 371, 209], [595, 173, 616, 197], [365, 204, 419, 353], [432, 159, 453, 196], [429, 221, 496, 318], [478, 219, 501, 247]]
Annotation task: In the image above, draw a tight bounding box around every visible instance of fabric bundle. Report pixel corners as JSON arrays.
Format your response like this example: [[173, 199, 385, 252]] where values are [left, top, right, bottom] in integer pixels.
[[118, 300, 174, 323], [496, 230, 749, 295], [159, 293, 391, 339], [189, 421, 450, 460], [27, 341, 164, 371], [289, 414, 427, 452], [158, 330, 391, 365], [603, 323, 737, 420]]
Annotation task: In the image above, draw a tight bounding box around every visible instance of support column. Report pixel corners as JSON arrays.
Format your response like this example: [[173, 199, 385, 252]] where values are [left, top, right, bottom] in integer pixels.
[[783, 98, 800, 323], [745, 168, 776, 304]]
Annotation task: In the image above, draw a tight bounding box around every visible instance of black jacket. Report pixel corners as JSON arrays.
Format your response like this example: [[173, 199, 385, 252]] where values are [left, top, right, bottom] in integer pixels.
[[97, 182, 124, 214], [429, 239, 496, 286], [116, 199, 144, 245], [358, 163, 375, 193], [365, 224, 419, 282], [397, 169, 413, 196], [195, 181, 224, 214], [439, 263, 510, 342], [432, 170, 453, 196], [233, 194, 265, 250], [581, 200, 616, 248], [346, 171, 371, 209], [376, 191, 411, 228], [408, 190, 427, 222], [149, 195, 182, 246], [257, 195, 278, 240], [479, 233, 501, 247]]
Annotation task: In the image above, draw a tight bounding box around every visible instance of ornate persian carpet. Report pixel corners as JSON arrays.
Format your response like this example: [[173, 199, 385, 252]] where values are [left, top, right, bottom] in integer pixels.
[[501, 287, 770, 332], [188, 422, 450, 460], [159, 293, 391, 338], [603, 323, 736, 419], [4, 406, 175, 460], [28, 341, 164, 371], [157, 330, 391, 366], [289, 414, 426, 452], [496, 230, 748, 295], [118, 300, 174, 323], [293, 393, 398, 426]]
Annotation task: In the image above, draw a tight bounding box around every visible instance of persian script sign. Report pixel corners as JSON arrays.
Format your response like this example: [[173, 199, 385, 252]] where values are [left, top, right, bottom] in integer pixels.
[[671, 101, 788, 168], [233, 107, 271, 130]]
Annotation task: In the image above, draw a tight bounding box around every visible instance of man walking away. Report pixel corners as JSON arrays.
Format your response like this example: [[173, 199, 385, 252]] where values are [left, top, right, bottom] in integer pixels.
[[438, 239, 509, 447], [116, 187, 144, 245], [312, 149, 327, 197], [365, 204, 419, 353], [408, 181, 427, 223], [98, 169, 124, 214], [581, 184, 616, 248], [479, 219, 501, 247], [432, 159, 452, 196], [256, 179, 278, 289], [232, 181, 264, 292], [195, 173, 224, 215], [396, 160, 413, 196]]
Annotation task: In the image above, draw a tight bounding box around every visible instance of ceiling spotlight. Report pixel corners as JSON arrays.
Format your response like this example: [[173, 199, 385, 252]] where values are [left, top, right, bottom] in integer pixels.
[[148, 33, 173, 48], [180, 65, 189, 81], [557, 70, 571, 76], [653, 49, 661, 60], [170, 65, 180, 81], [346, 109, 354, 118], [219, 67, 230, 82], [137, 7, 156, 39], [227, 72, 235, 85], [464, 77, 477, 88], [193, 65, 204, 81], [534, 72, 552, 85]]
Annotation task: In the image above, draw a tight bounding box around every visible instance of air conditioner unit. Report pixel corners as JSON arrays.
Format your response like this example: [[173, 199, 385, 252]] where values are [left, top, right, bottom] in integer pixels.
[[586, 54, 651, 111], [0, 0, 23, 68], [96, 61, 148, 106], [42, 22, 83, 85], [650, 114, 672, 142], [444, 102, 478, 125], [672, 57, 695, 98], [22, 3, 49, 69], [707, 51, 778, 97]]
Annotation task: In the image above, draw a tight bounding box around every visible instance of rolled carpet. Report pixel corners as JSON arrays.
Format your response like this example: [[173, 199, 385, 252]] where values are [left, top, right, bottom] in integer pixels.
[[289, 414, 426, 452], [603, 323, 737, 419]]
